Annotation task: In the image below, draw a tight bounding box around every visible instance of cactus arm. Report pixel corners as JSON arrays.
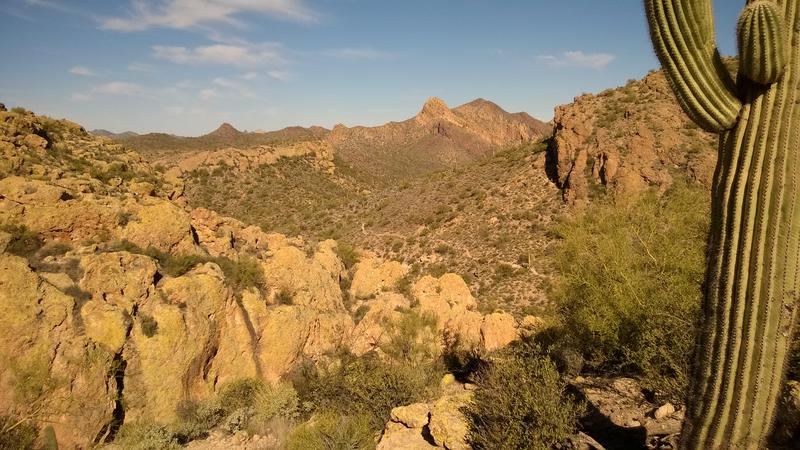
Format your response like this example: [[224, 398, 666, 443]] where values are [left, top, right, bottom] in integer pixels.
[[644, 0, 743, 132], [738, 1, 789, 84]]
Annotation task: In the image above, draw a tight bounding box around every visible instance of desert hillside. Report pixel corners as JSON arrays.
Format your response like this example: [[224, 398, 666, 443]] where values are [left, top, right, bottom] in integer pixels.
[[1, 68, 798, 450]]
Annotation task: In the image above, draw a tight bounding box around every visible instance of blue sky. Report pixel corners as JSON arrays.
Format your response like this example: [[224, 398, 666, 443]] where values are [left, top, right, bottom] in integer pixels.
[[0, 0, 742, 136]]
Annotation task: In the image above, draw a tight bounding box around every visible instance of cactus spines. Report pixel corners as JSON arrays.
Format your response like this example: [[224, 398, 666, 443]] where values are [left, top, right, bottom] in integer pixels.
[[645, 0, 742, 132], [738, 1, 789, 84], [644, 0, 800, 448]]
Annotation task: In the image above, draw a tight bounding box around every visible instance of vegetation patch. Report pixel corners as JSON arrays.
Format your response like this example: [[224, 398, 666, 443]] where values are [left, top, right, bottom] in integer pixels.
[[549, 182, 709, 399], [463, 340, 584, 450]]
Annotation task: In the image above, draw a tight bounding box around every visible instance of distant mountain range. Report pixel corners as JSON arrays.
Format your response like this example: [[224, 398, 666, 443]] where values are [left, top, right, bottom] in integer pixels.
[[101, 97, 549, 182]]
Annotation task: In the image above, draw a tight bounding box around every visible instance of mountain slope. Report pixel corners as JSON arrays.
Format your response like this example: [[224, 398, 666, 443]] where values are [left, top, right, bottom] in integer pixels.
[[329, 97, 549, 182]]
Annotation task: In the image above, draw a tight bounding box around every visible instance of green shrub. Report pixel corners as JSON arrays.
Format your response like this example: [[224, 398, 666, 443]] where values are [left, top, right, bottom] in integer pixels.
[[37, 241, 72, 259], [217, 378, 263, 413], [1, 224, 43, 257], [550, 183, 708, 398], [114, 423, 181, 450], [140, 314, 159, 337], [334, 242, 360, 270], [0, 416, 38, 450], [380, 310, 439, 363], [214, 256, 265, 292], [252, 381, 300, 424], [293, 353, 442, 431], [463, 340, 583, 450], [286, 411, 374, 450], [276, 287, 295, 305]]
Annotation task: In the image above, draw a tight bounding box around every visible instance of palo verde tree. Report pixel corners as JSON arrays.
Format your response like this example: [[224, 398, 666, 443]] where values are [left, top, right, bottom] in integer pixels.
[[644, 0, 799, 448]]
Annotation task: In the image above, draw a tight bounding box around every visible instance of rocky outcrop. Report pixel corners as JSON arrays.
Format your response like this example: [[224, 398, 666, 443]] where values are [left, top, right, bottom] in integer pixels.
[[378, 377, 475, 450], [0, 255, 118, 449], [350, 257, 408, 299], [550, 71, 717, 205]]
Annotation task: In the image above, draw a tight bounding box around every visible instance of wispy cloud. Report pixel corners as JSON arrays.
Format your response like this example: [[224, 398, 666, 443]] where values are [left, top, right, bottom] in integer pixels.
[[127, 62, 155, 72], [198, 89, 221, 100], [322, 48, 391, 61], [537, 51, 615, 70], [267, 70, 291, 81], [93, 81, 147, 97], [153, 43, 285, 68], [100, 0, 317, 31], [69, 66, 97, 76], [212, 77, 255, 98]]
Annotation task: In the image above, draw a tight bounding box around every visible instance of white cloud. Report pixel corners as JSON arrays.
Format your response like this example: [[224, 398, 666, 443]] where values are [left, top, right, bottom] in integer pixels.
[[213, 77, 255, 98], [240, 71, 258, 80], [267, 69, 291, 81], [100, 0, 317, 31], [322, 48, 391, 60], [93, 81, 146, 97], [69, 66, 96, 76], [153, 43, 284, 68], [537, 51, 615, 70]]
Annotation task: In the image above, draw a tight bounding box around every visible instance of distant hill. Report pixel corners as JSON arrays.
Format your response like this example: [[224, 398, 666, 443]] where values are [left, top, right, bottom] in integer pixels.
[[91, 129, 139, 139], [329, 97, 550, 181], [116, 124, 330, 158]]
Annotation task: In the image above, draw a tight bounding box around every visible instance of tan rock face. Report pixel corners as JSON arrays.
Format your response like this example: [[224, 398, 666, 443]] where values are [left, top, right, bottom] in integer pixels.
[[262, 245, 344, 311], [80, 251, 158, 311], [0, 255, 118, 449], [550, 71, 717, 205], [480, 312, 518, 352], [349, 293, 410, 356], [350, 257, 409, 299], [122, 263, 232, 423], [121, 198, 200, 254], [428, 391, 473, 450], [378, 382, 474, 450]]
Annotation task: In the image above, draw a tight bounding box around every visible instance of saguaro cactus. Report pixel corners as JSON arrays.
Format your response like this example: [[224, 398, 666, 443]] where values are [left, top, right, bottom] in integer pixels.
[[644, 0, 799, 448]]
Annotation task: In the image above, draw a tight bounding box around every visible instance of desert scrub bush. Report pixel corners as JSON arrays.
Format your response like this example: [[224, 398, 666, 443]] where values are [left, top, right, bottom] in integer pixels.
[[333, 241, 360, 270], [0, 415, 39, 450], [286, 411, 374, 450], [114, 422, 181, 450], [463, 340, 583, 450], [292, 352, 443, 430], [213, 256, 264, 292], [36, 241, 72, 259], [139, 314, 159, 337], [0, 224, 43, 257], [550, 182, 708, 398], [253, 381, 300, 422], [380, 309, 439, 363]]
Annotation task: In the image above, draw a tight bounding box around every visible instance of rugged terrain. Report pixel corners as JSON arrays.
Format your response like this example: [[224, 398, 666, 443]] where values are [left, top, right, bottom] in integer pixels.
[[2, 67, 799, 449]]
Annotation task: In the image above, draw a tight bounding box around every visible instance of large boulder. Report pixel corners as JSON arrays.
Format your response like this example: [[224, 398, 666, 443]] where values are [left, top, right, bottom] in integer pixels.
[[350, 257, 408, 299], [262, 245, 344, 311], [120, 198, 200, 254], [349, 293, 410, 356]]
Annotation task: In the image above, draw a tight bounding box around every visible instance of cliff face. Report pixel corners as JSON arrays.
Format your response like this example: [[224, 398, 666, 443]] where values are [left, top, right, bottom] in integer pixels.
[[549, 71, 718, 205]]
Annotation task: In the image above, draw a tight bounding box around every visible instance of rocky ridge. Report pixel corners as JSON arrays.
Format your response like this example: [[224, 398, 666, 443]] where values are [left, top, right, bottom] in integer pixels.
[[550, 71, 718, 205]]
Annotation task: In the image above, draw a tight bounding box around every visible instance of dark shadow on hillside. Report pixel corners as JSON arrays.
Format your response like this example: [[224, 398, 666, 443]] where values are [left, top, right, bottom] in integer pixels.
[[567, 384, 648, 450], [544, 136, 562, 188]]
